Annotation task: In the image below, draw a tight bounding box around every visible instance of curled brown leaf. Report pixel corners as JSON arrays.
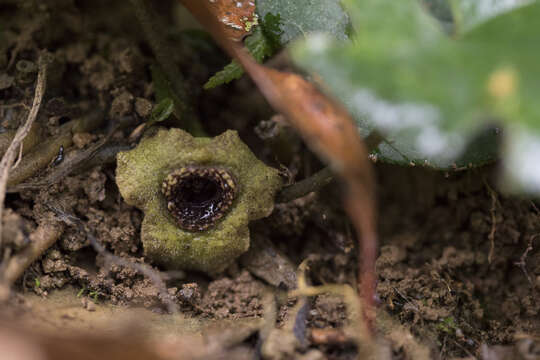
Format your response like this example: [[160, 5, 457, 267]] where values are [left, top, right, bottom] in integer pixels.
[[178, 0, 378, 335], [203, 0, 257, 41]]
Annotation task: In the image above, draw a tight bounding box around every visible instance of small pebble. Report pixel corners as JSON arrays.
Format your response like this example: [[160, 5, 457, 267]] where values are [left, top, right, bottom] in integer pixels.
[[81, 297, 96, 312], [86, 301, 96, 312]]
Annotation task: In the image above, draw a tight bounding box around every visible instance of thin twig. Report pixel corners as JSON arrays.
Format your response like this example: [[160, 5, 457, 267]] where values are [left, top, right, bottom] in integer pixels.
[[8, 123, 120, 192], [514, 234, 535, 287], [8, 143, 131, 193], [276, 132, 384, 203], [392, 286, 419, 312], [485, 181, 499, 264], [277, 167, 334, 203], [0, 220, 64, 300], [291, 259, 371, 355], [11, 144, 24, 170], [0, 52, 47, 250], [47, 204, 178, 313], [0, 102, 30, 110], [4, 110, 106, 189]]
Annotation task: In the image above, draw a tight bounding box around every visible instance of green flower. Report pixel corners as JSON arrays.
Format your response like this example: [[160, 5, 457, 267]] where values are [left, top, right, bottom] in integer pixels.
[[116, 128, 282, 274]]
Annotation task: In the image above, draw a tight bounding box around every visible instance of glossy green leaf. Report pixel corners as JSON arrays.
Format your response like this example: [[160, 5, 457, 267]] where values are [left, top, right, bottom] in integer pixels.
[[292, 0, 540, 193], [149, 98, 174, 126], [205, 0, 349, 89], [204, 27, 274, 89]]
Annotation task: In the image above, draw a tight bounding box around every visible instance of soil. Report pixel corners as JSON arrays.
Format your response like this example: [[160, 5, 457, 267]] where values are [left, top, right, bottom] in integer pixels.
[[0, 1, 538, 360]]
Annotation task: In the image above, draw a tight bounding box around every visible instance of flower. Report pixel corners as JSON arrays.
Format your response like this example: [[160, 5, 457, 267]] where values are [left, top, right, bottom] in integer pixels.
[[116, 127, 282, 274]]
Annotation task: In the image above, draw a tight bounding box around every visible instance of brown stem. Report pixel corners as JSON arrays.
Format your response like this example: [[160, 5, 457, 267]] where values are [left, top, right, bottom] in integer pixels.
[[276, 131, 383, 203], [0, 123, 43, 158], [277, 167, 334, 203], [344, 186, 377, 332], [47, 205, 178, 314], [0, 52, 47, 250], [0, 221, 64, 293], [5, 110, 106, 188], [6, 131, 72, 187]]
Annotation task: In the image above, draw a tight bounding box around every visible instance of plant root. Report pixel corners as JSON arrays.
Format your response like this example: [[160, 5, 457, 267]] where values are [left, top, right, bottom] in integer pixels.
[[0, 51, 48, 250], [46, 204, 178, 313], [0, 219, 65, 300], [0, 123, 43, 158], [5, 109, 106, 189], [514, 234, 535, 287], [288, 259, 374, 358], [277, 167, 334, 203]]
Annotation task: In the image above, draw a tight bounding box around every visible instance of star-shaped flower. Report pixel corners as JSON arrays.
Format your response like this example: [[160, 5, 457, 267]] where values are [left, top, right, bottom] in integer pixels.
[[116, 128, 282, 274]]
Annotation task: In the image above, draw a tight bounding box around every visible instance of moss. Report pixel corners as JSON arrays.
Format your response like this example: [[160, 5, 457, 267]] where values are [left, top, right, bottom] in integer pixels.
[[116, 128, 282, 274]]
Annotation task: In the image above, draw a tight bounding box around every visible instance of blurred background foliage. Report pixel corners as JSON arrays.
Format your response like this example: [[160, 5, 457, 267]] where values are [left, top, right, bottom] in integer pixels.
[[215, 0, 539, 194]]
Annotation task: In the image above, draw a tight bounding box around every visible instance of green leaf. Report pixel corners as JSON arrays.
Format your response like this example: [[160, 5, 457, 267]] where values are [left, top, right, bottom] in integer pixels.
[[205, 0, 350, 89], [204, 27, 273, 89], [77, 287, 86, 298], [422, 0, 454, 33], [89, 290, 99, 303], [292, 0, 540, 193], [256, 0, 350, 44], [149, 98, 174, 126], [423, 0, 453, 22], [260, 12, 283, 49], [450, 0, 534, 34]]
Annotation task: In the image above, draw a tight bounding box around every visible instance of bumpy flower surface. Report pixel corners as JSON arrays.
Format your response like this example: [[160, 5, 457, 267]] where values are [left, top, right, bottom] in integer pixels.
[[116, 127, 282, 274]]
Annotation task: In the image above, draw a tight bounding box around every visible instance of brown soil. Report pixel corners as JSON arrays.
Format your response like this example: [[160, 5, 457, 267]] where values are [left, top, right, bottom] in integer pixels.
[[0, 1, 538, 360]]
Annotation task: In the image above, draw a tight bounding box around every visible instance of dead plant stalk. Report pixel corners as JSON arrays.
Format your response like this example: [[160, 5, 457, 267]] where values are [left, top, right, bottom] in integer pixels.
[[0, 221, 64, 289], [0, 52, 48, 250]]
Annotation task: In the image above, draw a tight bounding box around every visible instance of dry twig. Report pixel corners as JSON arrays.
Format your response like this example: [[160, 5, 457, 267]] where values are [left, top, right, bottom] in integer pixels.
[[46, 204, 178, 313], [485, 181, 500, 264], [514, 234, 535, 286], [4, 110, 106, 189], [0, 52, 48, 250], [288, 259, 373, 356], [0, 220, 64, 300], [277, 167, 334, 203]]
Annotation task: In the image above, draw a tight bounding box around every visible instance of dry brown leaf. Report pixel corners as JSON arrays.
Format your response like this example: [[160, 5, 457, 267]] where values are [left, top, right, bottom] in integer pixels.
[[204, 0, 257, 41], [178, 0, 378, 335]]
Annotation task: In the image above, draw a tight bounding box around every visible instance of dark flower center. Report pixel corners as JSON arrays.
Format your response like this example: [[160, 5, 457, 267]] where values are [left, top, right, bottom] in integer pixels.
[[161, 166, 237, 231]]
